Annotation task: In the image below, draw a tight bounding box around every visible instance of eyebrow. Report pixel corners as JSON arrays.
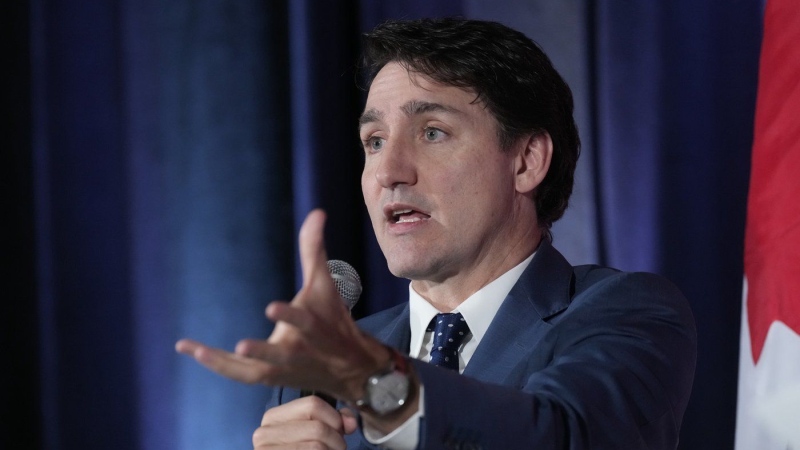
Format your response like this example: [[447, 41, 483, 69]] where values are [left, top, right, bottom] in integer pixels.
[[401, 100, 459, 117], [358, 100, 461, 130], [358, 109, 384, 129]]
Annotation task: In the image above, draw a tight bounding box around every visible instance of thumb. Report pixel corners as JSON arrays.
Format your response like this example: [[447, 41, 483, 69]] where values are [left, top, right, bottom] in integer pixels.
[[298, 209, 331, 289]]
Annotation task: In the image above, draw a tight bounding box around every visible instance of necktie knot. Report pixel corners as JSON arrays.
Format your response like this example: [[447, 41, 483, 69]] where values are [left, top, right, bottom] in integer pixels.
[[427, 312, 470, 371]]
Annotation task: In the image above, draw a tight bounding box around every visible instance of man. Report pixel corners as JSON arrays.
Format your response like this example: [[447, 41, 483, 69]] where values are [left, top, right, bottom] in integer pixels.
[[177, 18, 696, 449]]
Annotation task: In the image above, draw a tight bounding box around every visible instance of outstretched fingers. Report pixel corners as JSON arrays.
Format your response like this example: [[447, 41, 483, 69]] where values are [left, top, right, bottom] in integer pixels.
[[266, 301, 316, 334], [298, 209, 332, 292], [175, 210, 362, 394], [175, 338, 281, 385], [289, 210, 351, 330]]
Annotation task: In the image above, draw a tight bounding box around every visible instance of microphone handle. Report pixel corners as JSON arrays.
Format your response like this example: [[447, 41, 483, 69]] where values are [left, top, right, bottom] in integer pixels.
[[299, 389, 338, 408], [296, 260, 360, 409]]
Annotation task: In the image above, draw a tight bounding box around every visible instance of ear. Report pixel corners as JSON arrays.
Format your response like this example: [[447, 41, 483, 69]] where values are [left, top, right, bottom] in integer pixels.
[[514, 131, 553, 195]]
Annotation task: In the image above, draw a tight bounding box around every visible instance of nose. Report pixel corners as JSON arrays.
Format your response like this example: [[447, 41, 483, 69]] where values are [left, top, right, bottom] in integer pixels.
[[374, 138, 417, 189]]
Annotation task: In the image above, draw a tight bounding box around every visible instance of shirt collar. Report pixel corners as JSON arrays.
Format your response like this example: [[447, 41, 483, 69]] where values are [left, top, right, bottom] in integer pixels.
[[407, 252, 535, 358]]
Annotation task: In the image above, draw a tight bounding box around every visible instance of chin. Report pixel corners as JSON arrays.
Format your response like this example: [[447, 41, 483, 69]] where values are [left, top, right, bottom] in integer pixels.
[[387, 256, 448, 283], [386, 261, 416, 280], [385, 256, 426, 280], [381, 242, 442, 280]]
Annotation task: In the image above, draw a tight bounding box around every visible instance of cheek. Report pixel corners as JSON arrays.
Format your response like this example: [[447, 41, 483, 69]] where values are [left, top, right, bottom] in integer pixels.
[[361, 164, 375, 195], [453, 163, 509, 215], [361, 173, 376, 209], [432, 168, 476, 215], [445, 159, 490, 195], [361, 172, 387, 229]]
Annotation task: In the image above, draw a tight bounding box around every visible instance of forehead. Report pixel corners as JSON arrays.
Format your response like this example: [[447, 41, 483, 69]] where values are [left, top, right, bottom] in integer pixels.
[[363, 62, 482, 117]]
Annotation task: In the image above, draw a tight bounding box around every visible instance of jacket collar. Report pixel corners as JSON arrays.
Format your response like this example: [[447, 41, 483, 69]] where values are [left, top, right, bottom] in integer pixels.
[[463, 238, 574, 383], [375, 239, 575, 383]]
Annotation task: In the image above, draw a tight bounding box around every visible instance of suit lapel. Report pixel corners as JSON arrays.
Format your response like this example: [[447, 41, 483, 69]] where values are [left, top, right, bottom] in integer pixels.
[[463, 239, 575, 384], [359, 240, 574, 383], [371, 304, 413, 354]]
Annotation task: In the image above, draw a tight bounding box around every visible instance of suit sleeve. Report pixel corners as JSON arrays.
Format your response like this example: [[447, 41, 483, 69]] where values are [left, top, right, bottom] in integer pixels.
[[413, 272, 697, 450]]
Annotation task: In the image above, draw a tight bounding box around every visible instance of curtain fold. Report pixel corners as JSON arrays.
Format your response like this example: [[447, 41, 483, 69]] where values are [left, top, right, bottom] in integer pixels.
[[30, 1, 294, 448], [1, 2, 41, 449], [592, 3, 761, 447]]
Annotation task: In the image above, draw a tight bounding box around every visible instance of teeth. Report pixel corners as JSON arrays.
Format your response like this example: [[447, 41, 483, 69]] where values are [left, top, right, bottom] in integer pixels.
[[397, 217, 421, 223], [391, 208, 422, 224]]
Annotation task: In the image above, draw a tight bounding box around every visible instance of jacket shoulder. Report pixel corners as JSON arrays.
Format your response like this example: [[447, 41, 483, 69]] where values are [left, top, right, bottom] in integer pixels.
[[356, 302, 407, 335], [572, 265, 689, 308]]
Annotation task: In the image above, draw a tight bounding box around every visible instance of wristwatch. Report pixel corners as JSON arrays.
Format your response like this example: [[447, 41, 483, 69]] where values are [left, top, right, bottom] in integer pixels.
[[354, 346, 413, 416]]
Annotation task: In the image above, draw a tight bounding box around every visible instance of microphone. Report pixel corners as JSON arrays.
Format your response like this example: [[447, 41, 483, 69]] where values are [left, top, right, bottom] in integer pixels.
[[327, 259, 362, 312], [299, 260, 362, 407]]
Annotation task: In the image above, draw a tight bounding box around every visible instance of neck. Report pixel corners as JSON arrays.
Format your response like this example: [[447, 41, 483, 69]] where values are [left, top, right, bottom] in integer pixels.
[[411, 227, 542, 312]]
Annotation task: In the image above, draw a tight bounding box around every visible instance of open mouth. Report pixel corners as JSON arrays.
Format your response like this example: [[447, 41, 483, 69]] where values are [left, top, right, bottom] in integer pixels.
[[389, 208, 431, 224]]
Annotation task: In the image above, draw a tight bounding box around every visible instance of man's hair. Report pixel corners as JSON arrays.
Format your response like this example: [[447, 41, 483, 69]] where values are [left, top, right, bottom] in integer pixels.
[[360, 18, 580, 230]]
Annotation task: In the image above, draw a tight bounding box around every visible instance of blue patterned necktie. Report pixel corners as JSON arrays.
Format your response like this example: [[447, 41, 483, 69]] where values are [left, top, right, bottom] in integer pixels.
[[427, 312, 471, 371]]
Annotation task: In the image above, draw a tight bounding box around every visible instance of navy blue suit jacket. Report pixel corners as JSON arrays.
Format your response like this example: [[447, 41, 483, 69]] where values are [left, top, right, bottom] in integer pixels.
[[268, 240, 697, 449]]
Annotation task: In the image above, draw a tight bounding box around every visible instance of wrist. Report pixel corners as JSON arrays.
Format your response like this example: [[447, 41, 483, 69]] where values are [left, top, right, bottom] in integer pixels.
[[350, 346, 417, 419]]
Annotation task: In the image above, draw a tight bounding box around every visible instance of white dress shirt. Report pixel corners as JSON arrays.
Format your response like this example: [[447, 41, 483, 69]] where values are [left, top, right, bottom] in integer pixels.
[[364, 252, 535, 449]]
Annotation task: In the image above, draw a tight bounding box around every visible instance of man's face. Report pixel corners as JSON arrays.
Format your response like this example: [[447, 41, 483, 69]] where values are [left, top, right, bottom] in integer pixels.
[[360, 62, 529, 288]]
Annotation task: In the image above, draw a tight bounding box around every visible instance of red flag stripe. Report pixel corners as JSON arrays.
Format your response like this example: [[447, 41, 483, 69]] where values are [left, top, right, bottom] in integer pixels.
[[744, 0, 800, 364]]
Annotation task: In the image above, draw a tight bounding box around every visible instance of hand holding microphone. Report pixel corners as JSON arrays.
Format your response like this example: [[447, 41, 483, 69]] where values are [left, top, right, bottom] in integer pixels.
[[177, 210, 410, 448], [176, 210, 376, 449]]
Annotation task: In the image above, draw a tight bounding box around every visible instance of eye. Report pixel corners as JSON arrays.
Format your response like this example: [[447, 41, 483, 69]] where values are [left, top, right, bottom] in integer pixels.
[[364, 136, 385, 152], [424, 127, 445, 142]]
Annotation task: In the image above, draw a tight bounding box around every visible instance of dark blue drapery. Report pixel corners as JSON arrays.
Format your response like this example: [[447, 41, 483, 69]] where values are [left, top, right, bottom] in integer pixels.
[[3, 1, 761, 448]]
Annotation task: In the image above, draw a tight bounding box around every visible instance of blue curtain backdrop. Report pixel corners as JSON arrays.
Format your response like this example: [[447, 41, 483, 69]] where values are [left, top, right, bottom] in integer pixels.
[[2, 0, 761, 449]]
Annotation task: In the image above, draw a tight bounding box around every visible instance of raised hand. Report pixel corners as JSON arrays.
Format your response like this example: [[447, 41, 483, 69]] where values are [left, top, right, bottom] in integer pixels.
[[175, 209, 389, 402]]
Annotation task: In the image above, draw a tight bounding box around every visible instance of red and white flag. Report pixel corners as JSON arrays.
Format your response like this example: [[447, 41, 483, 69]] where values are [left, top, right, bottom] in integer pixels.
[[735, 0, 800, 448]]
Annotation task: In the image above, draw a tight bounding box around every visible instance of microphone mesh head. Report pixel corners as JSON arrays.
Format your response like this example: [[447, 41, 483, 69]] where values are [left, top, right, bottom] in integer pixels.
[[327, 260, 362, 310]]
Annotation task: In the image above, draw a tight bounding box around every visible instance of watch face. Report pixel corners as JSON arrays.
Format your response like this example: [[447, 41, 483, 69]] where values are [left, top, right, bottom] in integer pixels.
[[368, 371, 410, 415]]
